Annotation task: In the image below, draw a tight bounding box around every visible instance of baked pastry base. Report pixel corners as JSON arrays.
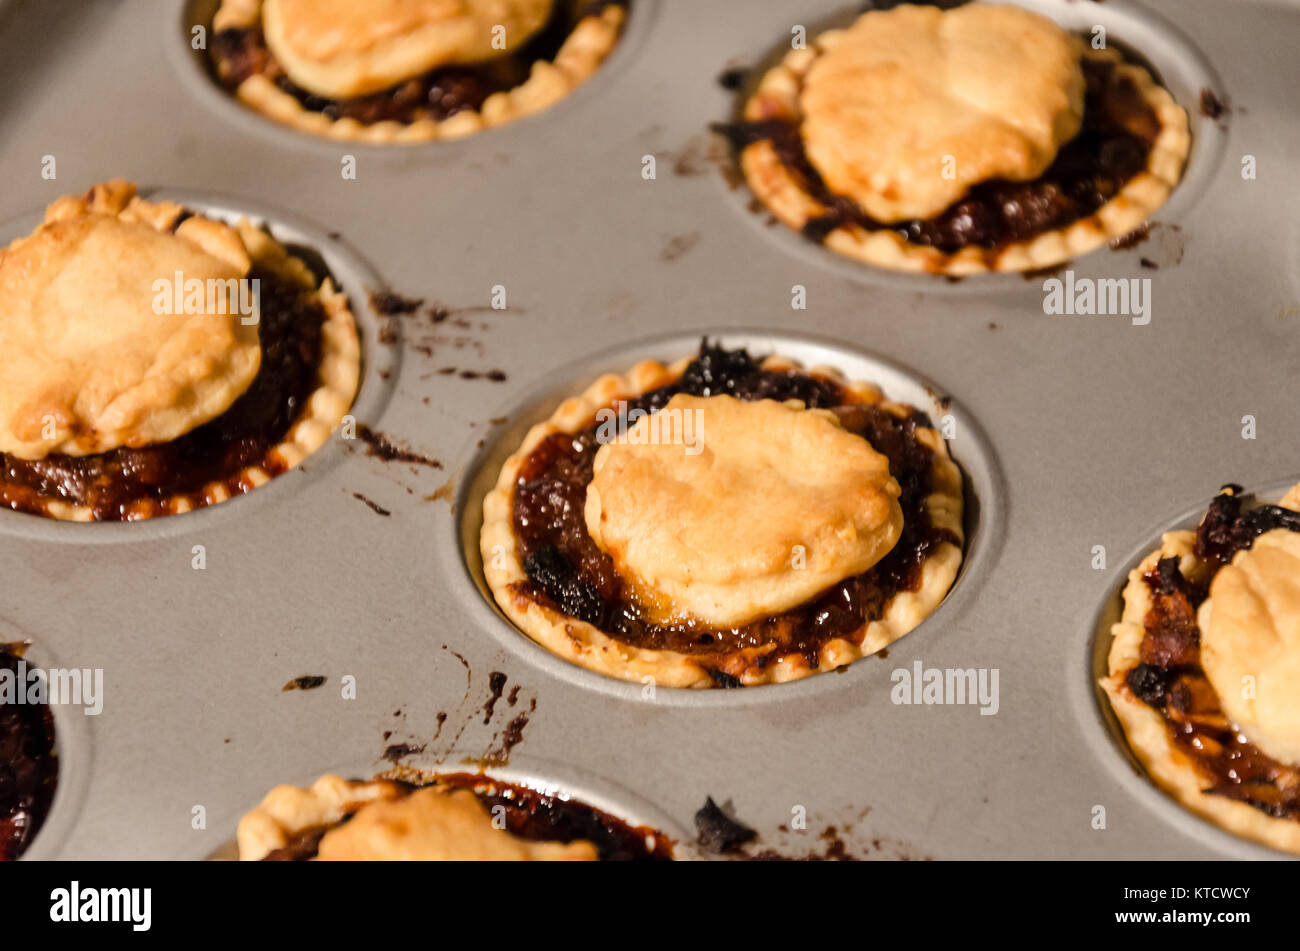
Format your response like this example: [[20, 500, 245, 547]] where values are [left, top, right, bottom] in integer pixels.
[[1101, 492, 1300, 855], [0, 181, 360, 522], [735, 43, 1190, 275], [481, 354, 964, 688], [211, 0, 625, 143]]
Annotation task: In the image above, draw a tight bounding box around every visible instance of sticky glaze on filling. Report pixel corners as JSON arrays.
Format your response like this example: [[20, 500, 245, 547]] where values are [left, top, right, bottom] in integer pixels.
[[714, 56, 1160, 253], [209, 0, 627, 126], [0, 268, 326, 521], [0, 644, 58, 861], [1125, 488, 1300, 819], [508, 343, 960, 679], [262, 773, 673, 861]]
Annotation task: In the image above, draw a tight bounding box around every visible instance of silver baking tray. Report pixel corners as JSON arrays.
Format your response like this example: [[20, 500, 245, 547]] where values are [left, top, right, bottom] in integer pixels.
[[2, 0, 1298, 860]]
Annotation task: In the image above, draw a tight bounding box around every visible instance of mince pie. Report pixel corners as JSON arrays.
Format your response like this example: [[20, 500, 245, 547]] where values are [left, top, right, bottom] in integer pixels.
[[0, 180, 360, 521], [1102, 482, 1300, 854], [480, 342, 965, 688], [715, 3, 1190, 275], [0, 643, 58, 860], [208, 0, 628, 142], [237, 772, 674, 860]]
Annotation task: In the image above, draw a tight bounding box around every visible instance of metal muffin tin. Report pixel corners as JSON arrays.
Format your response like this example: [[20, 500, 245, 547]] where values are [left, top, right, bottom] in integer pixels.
[[0, 0, 1296, 859]]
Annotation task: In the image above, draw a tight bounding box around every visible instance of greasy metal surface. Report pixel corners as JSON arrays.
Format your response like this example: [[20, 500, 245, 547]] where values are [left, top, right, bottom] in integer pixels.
[[0, 0, 1297, 859]]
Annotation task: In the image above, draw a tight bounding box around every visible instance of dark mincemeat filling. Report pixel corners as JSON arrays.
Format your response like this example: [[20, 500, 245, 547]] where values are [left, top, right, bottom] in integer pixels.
[[263, 774, 673, 861], [509, 343, 960, 680], [210, 1, 626, 126], [0, 644, 58, 861], [714, 57, 1161, 254], [0, 267, 326, 520], [1125, 488, 1300, 819]]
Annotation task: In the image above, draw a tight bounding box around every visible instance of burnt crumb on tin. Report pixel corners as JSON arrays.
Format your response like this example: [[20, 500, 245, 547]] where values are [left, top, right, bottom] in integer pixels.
[[660, 231, 701, 262], [1140, 257, 1158, 269], [433, 302, 525, 322], [1110, 223, 1150, 250], [443, 647, 471, 676], [350, 492, 392, 517], [380, 300, 528, 365], [282, 675, 327, 692], [500, 710, 531, 754], [717, 65, 750, 90], [383, 742, 425, 763], [674, 131, 740, 185], [369, 290, 424, 315], [483, 671, 508, 724], [988, 321, 1000, 331], [369, 289, 425, 344], [482, 698, 535, 766], [354, 424, 443, 469], [457, 368, 508, 382], [327, 231, 342, 241], [696, 797, 757, 853], [1199, 88, 1228, 120], [378, 650, 536, 769]]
